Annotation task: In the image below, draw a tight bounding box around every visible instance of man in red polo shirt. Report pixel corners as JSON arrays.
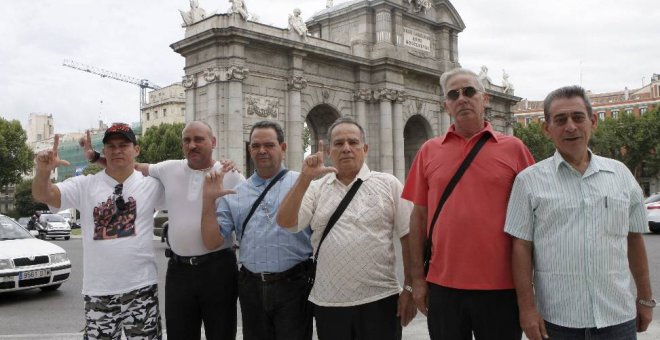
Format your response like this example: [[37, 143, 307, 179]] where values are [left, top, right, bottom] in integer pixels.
[[402, 68, 535, 339]]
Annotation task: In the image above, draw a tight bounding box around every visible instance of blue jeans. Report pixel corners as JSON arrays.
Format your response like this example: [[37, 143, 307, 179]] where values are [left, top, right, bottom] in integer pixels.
[[545, 319, 637, 340], [238, 265, 313, 340]]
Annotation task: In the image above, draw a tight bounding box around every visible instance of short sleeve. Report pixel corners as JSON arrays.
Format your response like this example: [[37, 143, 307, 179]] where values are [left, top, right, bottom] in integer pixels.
[[401, 143, 430, 207], [224, 171, 246, 190], [391, 176, 412, 238], [52, 176, 86, 212], [626, 167, 648, 233], [504, 174, 534, 241]]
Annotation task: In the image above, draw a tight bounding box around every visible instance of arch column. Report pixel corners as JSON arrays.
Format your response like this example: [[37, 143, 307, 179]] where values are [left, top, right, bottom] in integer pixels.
[[182, 75, 197, 121], [375, 88, 395, 174], [393, 91, 406, 182], [287, 75, 307, 171], [226, 65, 249, 171], [353, 89, 372, 144]]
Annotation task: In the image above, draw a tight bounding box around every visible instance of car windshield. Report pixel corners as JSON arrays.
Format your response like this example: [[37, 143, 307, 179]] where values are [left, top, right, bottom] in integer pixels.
[[42, 214, 66, 222], [0, 216, 32, 240], [644, 194, 660, 205]]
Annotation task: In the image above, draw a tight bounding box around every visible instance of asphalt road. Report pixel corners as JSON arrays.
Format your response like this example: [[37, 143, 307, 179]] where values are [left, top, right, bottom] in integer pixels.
[[1, 235, 660, 339]]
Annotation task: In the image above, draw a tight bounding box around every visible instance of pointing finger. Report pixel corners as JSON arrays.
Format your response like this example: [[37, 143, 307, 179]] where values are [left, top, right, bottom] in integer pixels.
[[318, 140, 325, 162], [53, 134, 60, 154]]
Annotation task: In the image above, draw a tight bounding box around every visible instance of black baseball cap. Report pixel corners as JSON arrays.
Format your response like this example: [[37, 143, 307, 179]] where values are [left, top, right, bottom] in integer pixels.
[[103, 123, 137, 144]]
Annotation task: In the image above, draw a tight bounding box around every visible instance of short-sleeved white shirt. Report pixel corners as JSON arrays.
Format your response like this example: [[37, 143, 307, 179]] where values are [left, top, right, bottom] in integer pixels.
[[290, 164, 411, 307], [149, 160, 245, 256], [53, 170, 164, 296]]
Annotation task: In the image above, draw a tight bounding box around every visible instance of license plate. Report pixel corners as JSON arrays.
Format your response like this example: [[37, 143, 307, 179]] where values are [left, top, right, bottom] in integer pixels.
[[19, 269, 51, 280]]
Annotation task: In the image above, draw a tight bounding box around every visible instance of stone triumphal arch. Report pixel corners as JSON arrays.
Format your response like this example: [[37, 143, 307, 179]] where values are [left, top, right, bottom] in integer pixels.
[[172, 0, 519, 180]]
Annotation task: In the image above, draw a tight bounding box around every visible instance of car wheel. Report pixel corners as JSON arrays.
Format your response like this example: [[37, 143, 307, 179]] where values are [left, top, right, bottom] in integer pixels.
[[64, 236, 70, 240], [40, 284, 62, 292]]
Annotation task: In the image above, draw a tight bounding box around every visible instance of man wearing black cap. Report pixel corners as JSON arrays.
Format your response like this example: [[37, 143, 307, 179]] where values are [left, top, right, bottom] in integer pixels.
[[33, 123, 166, 339]]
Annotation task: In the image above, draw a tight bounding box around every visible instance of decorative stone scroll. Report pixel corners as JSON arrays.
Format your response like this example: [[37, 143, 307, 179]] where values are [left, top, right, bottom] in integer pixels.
[[246, 95, 279, 118], [395, 90, 407, 103], [353, 89, 373, 102], [203, 67, 222, 83], [226, 66, 249, 81], [287, 76, 308, 90], [182, 74, 197, 88], [374, 88, 397, 102]]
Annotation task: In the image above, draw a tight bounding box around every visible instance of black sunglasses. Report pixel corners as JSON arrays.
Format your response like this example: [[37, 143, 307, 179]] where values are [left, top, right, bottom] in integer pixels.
[[446, 86, 479, 101], [113, 184, 126, 211]]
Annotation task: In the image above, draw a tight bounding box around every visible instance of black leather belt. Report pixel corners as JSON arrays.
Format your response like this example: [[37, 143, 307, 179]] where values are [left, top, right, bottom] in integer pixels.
[[166, 248, 231, 266], [240, 259, 313, 282]]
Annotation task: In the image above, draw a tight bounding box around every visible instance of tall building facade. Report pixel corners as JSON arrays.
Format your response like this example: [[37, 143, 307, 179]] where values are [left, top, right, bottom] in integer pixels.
[[27, 113, 54, 145], [140, 83, 186, 132]]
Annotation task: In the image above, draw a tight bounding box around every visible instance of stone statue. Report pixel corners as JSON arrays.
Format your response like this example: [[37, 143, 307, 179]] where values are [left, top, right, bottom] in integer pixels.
[[326, 0, 333, 8], [228, 0, 248, 20], [408, 0, 432, 13], [179, 0, 207, 27], [502, 69, 514, 94], [478, 65, 492, 84], [288, 8, 308, 38]]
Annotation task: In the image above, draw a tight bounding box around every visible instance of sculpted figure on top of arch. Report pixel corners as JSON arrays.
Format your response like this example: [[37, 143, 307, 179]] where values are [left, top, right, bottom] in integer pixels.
[[288, 9, 308, 38], [478, 65, 492, 85], [502, 69, 514, 94], [408, 0, 432, 13], [180, 0, 207, 27], [228, 0, 249, 20]]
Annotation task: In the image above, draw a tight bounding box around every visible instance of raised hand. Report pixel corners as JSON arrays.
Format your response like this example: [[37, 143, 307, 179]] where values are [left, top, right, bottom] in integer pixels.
[[219, 159, 240, 173], [79, 130, 107, 167], [301, 140, 337, 179], [203, 168, 237, 201], [35, 135, 70, 172]]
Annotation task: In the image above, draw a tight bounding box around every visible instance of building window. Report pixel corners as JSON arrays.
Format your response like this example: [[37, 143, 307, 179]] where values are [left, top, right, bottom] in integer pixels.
[[539, 117, 545, 122], [181, 108, 186, 115], [611, 110, 619, 119], [525, 117, 532, 126], [163, 108, 167, 117], [146, 112, 150, 121], [640, 107, 647, 115], [598, 111, 605, 120], [625, 108, 633, 115]]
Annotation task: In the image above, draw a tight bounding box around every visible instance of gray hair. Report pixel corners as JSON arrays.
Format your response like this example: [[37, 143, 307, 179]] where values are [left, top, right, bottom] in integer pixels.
[[543, 85, 593, 122], [183, 121, 214, 138], [327, 116, 366, 143], [439, 68, 485, 95], [250, 120, 285, 144]]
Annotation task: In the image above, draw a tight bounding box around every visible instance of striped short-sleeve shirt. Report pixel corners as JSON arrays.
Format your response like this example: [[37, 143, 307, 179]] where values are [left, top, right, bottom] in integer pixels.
[[505, 151, 647, 328]]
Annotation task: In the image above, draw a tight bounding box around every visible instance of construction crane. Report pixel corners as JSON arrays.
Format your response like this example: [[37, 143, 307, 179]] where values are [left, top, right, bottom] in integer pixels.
[[62, 59, 161, 112]]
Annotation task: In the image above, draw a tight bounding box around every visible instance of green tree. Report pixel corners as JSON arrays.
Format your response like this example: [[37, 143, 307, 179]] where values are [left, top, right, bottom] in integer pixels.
[[14, 179, 48, 217], [591, 108, 660, 179], [513, 122, 555, 162], [82, 163, 104, 175], [137, 123, 185, 163], [0, 118, 33, 187], [302, 123, 311, 153]]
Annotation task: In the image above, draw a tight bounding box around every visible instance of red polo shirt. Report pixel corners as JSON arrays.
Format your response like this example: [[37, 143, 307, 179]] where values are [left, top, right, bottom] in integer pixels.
[[402, 123, 534, 289]]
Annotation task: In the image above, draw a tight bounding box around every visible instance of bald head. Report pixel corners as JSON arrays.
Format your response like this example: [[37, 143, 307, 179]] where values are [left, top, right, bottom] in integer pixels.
[[182, 121, 217, 170], [183, 121, 214, 139]]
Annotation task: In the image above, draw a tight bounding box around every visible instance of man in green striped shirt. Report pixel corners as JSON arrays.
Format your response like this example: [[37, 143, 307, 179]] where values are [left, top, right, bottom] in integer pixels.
[[505, 85, 654, 340]]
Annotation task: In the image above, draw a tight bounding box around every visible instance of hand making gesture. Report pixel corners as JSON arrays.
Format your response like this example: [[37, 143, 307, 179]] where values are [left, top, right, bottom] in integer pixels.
[[35, 135, 70, 172], [79, 130, 107, 166], [301, 140, 337, 180], [203, 162, 237, 201]]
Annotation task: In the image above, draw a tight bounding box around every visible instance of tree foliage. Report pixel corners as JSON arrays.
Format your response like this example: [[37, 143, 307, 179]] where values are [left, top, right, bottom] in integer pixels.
[[302, 123, 311, 153], [513, 122, 555, 162], [0, 118, 33, 187], [137, 123, 185, 164], [14, 179, 48, 217], [591, 108, 660, 179], [83, 163, 105, 176]]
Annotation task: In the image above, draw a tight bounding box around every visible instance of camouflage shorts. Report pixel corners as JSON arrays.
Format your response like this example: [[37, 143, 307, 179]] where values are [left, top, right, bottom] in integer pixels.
[[83, 284, 162, 340]]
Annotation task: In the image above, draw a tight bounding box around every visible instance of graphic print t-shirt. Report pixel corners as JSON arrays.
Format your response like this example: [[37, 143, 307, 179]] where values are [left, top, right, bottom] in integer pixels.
[[53, 171, 164, 296]]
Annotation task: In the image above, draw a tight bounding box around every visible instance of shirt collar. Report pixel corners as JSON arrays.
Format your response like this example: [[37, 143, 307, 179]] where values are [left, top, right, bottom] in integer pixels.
[[551, 149, 616, 175], [250, 166, 287, 187], [441, 121, 499, 144], [326, 163, 372, 186]]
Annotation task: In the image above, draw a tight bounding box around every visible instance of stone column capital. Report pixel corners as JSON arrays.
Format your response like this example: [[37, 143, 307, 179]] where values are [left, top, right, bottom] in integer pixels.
[[375, 88, 397, 102], [226, 66, 249, 81], [182, 74, 197, 88], [203, 67, 222, 83], [394, 90, 407, 103], [353, 89, 373, 102], [287, 76, 308, 90]]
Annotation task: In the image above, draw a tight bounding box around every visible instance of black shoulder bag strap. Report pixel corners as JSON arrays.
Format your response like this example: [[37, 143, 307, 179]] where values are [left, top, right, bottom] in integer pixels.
[[423, 133, 491, 274], [238, 169, 289, 243], [313, 178, 363, 262]]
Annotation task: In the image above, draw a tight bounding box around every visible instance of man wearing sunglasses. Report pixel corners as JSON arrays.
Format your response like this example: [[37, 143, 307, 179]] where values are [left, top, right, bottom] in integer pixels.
[[33, 123, 165, 339], [402, 68, 535, 339]]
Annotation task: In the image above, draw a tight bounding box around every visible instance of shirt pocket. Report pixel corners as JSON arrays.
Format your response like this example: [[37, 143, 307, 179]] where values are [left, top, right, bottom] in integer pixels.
[[604, 196, 629, 236]]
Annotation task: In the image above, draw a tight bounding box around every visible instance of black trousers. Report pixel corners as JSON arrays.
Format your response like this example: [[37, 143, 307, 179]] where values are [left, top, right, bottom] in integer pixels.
[[314, 293, 402, 340], [427, 283, 521, 340], [238, 266, 313, 340], [165, 250, 238, 340]]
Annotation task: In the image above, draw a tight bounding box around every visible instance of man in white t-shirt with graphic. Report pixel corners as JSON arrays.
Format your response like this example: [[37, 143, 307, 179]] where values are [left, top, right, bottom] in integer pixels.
[[33, 123, 165, 339]]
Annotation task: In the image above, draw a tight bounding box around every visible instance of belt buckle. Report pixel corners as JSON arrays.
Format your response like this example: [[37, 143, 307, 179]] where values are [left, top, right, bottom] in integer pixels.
[[260, 272, 271, 282], [189, 257, 199, 265]]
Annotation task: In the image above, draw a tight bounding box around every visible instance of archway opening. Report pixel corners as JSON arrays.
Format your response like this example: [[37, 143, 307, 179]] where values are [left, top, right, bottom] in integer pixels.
[[305, 104, 340, 155], [404, 114, 433, 177]]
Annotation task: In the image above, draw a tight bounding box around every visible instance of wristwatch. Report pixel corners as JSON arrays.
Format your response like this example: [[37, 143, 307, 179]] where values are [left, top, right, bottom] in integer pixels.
[[637, 298, 657, 308], [89, 151, 101, 163], [404, 285, 413, 294]]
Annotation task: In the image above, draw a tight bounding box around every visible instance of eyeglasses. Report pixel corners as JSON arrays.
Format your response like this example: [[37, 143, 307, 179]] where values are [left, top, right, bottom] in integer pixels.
[[113, 184, 126, 211], [446, 86, 479, 101]]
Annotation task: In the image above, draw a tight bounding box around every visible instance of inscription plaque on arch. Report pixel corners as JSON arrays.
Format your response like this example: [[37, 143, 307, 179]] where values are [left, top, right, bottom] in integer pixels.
[[403, 27, 431, 53]]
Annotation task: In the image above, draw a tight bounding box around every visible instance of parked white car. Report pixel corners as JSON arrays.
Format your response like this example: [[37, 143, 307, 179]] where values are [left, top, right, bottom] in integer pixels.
[[37, 214, 71, 240], [645, 193, 660, 234], [0, 214, 72, 293]]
